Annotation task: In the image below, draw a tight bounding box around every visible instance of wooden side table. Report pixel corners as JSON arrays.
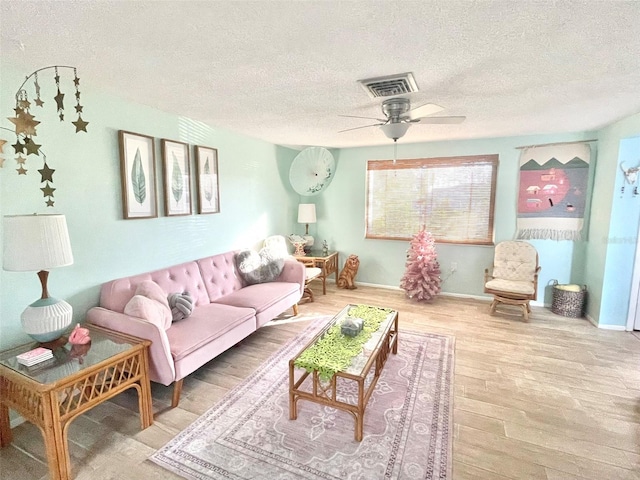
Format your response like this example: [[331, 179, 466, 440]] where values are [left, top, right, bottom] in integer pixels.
[[294, 250, 338, 295], [0, 325, 153, 480]]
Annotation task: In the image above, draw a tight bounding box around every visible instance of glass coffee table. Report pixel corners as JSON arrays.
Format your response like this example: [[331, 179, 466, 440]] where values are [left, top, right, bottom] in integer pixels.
[[0, 325, 153, 480], [288, 304, 398, 441]]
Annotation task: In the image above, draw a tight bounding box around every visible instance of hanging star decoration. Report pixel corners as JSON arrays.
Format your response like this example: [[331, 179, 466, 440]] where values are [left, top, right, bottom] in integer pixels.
[[3, 65, 89, 207], [38, 162, 55, 182], [71, 69, 89, 132], [34, 72, 44, 107]]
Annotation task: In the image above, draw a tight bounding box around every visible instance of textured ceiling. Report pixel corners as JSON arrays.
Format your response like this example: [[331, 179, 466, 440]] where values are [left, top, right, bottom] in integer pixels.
[[1, 0, 640, 149]]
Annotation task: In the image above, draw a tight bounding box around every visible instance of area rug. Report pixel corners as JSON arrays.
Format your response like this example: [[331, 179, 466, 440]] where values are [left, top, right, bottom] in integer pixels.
[[151, 317, 455, 479]]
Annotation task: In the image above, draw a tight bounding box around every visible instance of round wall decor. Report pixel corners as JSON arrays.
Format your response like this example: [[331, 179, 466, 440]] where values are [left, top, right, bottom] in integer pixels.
[[289, 147, 335, 196]]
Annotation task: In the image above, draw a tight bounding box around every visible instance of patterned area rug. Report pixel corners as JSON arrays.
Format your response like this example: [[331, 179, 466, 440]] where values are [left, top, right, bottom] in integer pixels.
[[151, 317, 455, 479]]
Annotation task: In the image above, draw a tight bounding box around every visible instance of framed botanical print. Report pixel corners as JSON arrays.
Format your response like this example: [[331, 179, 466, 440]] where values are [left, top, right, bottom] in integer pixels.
[[161, 139, 192, 216], [118, 130, 158, 219], [195, 145, 220, 214]]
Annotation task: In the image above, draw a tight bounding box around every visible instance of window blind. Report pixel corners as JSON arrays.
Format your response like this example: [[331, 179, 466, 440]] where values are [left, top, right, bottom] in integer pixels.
[[366, 155, 498, 244]]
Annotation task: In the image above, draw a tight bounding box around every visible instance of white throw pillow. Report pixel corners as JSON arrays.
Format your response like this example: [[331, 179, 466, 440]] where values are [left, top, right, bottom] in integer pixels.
[[124, 294, 172, 330], [127, 280, 172, 328]]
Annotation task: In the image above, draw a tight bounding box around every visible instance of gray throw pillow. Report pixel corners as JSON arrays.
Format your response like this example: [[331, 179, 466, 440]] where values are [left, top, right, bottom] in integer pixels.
[[168, 291, 194, 322], [235, 248, 285, 285]]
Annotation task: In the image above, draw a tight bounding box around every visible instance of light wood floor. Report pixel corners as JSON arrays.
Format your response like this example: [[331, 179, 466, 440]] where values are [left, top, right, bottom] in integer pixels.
[[2, 283, 639, 480]]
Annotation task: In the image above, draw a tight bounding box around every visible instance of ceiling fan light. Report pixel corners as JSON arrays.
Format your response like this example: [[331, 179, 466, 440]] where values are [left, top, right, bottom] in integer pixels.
[[380, 122, 410, 140]]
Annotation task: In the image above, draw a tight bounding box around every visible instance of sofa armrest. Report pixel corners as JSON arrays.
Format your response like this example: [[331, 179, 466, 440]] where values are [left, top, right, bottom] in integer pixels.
[[86, 307, 175, 386], [277, 259, 305, 297]]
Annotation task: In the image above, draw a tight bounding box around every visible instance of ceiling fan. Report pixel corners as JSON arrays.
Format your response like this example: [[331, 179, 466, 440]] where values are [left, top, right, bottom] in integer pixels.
[[340, 97, 465, 141]]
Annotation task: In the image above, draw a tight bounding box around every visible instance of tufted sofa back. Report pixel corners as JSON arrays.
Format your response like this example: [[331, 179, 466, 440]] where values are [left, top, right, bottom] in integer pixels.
[[99, 261, 211, 313], [491, 241, 538, 282], [196, 252, 244, 302]]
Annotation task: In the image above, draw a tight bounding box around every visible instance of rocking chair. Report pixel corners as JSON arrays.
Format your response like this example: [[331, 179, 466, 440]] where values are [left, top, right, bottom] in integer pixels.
[[484, 241, 541, 321]]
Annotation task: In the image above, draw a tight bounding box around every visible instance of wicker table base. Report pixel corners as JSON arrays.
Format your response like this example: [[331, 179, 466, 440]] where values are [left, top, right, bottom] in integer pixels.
[[0, 325, 153, 480], [288, 304, 398, 441]]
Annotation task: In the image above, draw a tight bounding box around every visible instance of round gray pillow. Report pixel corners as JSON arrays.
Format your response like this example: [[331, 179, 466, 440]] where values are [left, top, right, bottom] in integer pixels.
[[168, 291, 194, 322]]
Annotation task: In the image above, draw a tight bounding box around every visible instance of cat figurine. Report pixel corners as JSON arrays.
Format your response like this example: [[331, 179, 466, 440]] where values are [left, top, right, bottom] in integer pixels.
[[337, 254, 360, 290]]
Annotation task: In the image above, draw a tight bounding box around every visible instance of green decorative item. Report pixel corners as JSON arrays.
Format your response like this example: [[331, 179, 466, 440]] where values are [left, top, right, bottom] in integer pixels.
[[131, 148, 147, 205], [294, 305, 393, 380], [203, 157, 213, 203], [171, 151, 184, 203]]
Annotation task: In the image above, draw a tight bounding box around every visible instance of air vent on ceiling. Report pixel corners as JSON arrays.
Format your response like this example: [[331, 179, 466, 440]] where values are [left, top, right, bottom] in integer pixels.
[[357, 72, 419, 98]]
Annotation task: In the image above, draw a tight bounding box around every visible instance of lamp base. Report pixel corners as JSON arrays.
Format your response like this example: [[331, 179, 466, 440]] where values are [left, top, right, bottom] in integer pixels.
[[21, 297, 73, 343], [293, 242, 306, 256]]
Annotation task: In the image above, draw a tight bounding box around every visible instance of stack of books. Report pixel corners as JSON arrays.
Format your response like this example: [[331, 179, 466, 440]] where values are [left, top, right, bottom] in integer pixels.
[[16, 347, 54, 367]]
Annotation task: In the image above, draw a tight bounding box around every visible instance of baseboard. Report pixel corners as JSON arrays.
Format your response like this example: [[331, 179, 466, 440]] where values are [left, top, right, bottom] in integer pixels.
[[354, 281, 496, 303], [440, 291, 491, 302], [595, 323, 627, 331]]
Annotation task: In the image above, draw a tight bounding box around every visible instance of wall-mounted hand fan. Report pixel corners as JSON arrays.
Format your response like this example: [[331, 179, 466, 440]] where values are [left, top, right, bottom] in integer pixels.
[[289, 147, 335, 196]]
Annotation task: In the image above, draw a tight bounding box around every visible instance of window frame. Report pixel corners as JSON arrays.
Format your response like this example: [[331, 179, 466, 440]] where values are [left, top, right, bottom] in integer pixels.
[[365, 154, 499, 245]]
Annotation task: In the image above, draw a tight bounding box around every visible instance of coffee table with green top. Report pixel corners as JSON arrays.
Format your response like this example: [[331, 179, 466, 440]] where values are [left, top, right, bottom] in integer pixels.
[[288, 304, 399, 441]]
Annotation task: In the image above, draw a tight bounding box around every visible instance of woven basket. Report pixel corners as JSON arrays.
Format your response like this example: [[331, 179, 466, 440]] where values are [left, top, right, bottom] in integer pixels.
[[551, 281, 587, 318]]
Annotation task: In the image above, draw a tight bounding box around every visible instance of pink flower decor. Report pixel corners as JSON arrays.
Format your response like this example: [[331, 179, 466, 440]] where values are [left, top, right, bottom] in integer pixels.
[[69, 324, 91, 345]]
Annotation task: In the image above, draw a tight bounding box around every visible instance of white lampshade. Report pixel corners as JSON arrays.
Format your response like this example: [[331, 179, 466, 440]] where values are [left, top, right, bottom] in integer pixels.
[[380, 122, 410, 140], [297, 204, 316, 224], [3, 214, 74, 343], [3, 214, 74, 271]]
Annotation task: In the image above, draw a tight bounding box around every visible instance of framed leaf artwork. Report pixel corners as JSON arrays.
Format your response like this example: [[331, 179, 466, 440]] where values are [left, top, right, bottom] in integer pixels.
[[161, 139, 192, 216], [195, 145, 220, 214], [118, 130, 158, 219]]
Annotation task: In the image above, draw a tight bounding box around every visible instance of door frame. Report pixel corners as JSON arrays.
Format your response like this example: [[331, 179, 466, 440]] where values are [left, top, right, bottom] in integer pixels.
[[626, 218, 640, 330]]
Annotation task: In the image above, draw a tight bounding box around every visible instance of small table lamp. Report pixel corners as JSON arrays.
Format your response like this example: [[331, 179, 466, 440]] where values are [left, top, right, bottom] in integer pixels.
[[3, 214, 74, 342], [297, 203, 316, 253]]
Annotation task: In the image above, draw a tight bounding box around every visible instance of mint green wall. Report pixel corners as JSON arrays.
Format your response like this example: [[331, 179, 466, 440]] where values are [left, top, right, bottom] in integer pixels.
[[317, 133, 597, 303], [3, 62, 638, 346], [586, 113, 640, 327], [0, 65, 298, 349]]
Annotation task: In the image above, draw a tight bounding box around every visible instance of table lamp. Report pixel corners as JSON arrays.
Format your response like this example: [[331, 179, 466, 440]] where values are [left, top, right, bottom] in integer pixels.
[[3, 214, 74, 342], [297, 204, 316, 253]]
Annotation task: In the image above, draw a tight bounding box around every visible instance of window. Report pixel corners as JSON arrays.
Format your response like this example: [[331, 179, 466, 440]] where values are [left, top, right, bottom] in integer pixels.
[[366, 154, 498, 244]]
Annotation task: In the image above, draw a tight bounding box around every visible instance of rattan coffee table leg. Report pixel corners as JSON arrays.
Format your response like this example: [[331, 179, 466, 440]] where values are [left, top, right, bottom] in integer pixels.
[[355, 377, 365, 441], [392, 314, 399, 354], [289, 360, 298, 420]]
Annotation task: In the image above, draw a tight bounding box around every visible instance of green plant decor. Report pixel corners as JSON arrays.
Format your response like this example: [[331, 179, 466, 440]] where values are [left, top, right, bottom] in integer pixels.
[[294, 305, 394, 381]]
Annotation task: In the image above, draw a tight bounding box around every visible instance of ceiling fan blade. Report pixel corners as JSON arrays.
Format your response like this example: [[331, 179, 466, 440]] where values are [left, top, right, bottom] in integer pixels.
[[407, 103, 444, 120], [413, 116, 466, 124], [339, 114, 388, 122], [338, 123, 384, 133]]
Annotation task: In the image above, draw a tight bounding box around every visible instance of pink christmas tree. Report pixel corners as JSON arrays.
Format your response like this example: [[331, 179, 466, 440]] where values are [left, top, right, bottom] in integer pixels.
[[400, 227, 441, 301]]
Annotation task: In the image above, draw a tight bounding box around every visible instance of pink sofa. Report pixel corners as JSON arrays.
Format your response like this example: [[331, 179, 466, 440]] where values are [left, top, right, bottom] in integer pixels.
[[86, 251, 304, 407]]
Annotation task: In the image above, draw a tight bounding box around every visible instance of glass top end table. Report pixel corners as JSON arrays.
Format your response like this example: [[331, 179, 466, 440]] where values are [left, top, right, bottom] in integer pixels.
[[0, 324, 153, 480]]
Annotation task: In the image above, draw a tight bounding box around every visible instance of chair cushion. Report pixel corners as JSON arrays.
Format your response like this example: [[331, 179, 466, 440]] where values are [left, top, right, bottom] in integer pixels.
[[485, 278, 534, 296], [491, 241, 537, 281], [305, 267, 322, 282]]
